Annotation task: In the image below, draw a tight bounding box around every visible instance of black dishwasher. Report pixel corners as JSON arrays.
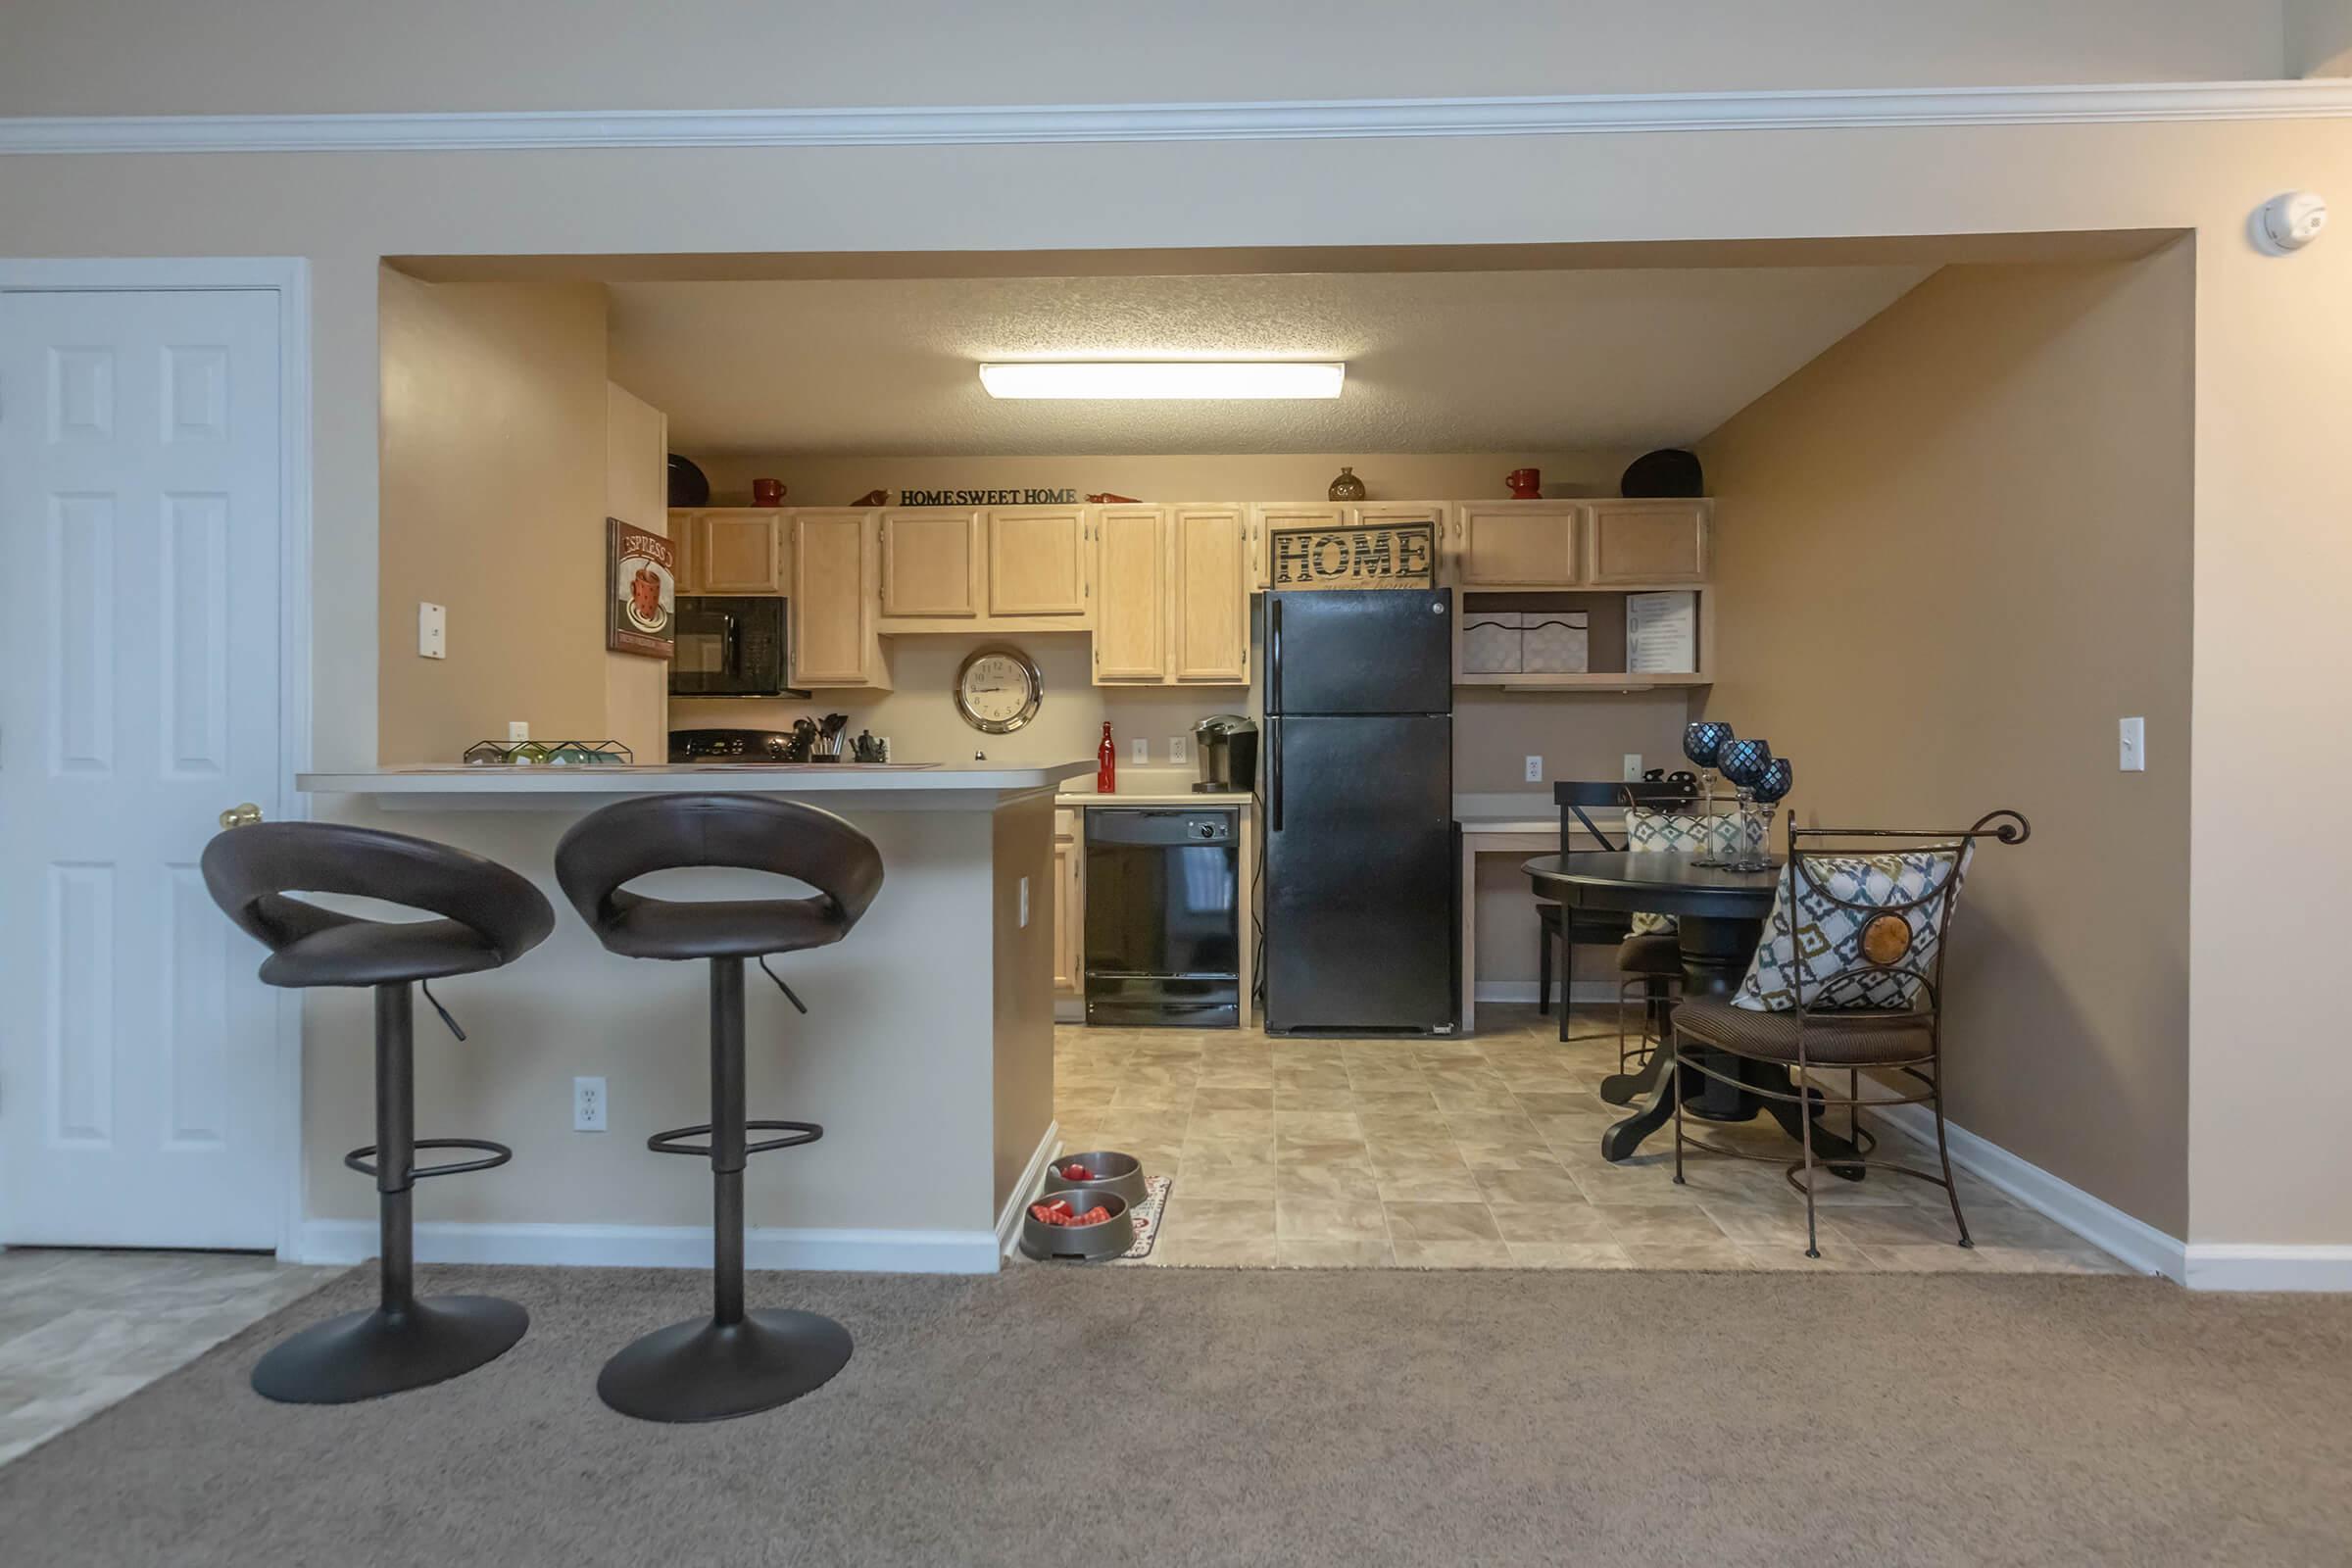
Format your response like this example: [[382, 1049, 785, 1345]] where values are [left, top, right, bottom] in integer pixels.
[[1084, 808, 1241, 1028]]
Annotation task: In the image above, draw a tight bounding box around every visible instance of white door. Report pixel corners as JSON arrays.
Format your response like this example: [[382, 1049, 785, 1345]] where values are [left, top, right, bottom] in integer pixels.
[[0, 287, 285, 1248]]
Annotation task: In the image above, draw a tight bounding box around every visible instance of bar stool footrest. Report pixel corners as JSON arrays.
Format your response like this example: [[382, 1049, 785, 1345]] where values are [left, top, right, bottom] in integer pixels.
[[646, 1120, 824, 1159], [344, 1138, 514, 1183]]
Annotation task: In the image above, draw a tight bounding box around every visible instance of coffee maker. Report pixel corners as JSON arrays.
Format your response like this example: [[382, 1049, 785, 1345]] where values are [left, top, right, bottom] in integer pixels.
[[1192, 713, 1259, 794]]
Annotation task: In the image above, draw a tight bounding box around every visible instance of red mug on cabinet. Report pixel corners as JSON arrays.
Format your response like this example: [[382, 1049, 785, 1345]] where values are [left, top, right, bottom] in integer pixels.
[[752, 477, 786, 507], [1505, 467, 1542, 500]]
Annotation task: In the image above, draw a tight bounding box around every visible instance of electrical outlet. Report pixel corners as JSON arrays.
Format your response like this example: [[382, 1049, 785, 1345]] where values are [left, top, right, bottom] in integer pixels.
[[1131, 737, 1150, 764], [416, 602, 446, 660], [507, 720, 530, 743], [1524, 755, 1544, 784], [1018, 875, 1031, 928], [572, 1076, 607, 1133], [1623, 753, 1644, 782], [2119, 716, 2146, 772], [1169, 734, 1189, 765]]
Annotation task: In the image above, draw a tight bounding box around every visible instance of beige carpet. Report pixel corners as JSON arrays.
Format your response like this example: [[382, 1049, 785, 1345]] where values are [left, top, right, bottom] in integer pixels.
[[3, 1263, 2349, 1566]]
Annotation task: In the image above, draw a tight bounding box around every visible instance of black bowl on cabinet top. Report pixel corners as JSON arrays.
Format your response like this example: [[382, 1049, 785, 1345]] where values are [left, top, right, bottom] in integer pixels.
[[667, 454, 711, 508]]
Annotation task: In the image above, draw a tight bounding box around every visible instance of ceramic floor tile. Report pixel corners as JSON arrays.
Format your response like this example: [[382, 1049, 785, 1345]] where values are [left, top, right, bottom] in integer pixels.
[[1492, 1202, 1614, 1244], [1192, 1085, 1275, 1111], [1591, 1204, 1732, 1247], [1152, 1238, 1279, 1268], [1162, 1197, 1276, 1243], [1278, 1164, 1384, 1202], [1274, 1240, 1396, 1268], [1393, 1240, 1516, 1268], [1373, 1167, 1488, 1203], [1381, 1201, 1503, 1243], [1276, 1197, 1390, 1242], [1505, 1242, 1636, 1269], [1474, 1166, 1592, 1206], [1620, 1243, 1757, 1271]]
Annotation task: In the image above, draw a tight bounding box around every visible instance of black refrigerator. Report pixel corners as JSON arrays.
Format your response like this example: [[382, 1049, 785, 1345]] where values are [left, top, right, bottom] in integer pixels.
[[1262, 588, 1456, 1035]]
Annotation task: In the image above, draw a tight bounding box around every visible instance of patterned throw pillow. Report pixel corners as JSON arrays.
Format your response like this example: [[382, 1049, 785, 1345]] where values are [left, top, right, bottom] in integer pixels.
[[1626, 808, 1766, 935], [1731, 845, 1973, 1012]]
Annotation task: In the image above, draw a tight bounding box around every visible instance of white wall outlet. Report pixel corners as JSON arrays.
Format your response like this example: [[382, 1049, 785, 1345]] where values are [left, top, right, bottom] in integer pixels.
[[507, 720, 530, 743], [1524, 755, 1544, 784], [572, 1076, 607, 1133], [1623, 753, 1644, 782], [416, 602, 446, 660], [2119, 716, 2146, 772], [1131, 737, 1150, 764], [1169, 734, 1189, 765], [1018, 875, 1031, 928]]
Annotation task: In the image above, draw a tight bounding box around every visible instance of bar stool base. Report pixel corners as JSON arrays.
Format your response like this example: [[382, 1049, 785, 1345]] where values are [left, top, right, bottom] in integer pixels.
[[597, 1309, 853, 1423], [251, 1295, 529, 1404]]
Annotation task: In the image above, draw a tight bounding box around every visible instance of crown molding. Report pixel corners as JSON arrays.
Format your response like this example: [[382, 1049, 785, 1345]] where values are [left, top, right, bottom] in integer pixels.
[[5, 79, 2352, 156]]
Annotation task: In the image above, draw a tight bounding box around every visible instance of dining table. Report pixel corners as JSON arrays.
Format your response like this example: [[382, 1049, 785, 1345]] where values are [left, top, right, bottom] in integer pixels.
[[1521, 851, 1866, 1176]]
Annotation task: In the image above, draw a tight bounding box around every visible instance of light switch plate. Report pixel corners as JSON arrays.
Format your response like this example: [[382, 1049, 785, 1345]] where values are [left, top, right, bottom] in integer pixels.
[[1524, 755, 1544, 784], [1623, 753, 1644, 782], [2119, 716, 2146, 772], [507, 720, 530, 743], [1018, 876, 1030, 928], [416, 602, 446, 660], [1169, 735, 1189, 765], [1131, 737, 1150, 764]]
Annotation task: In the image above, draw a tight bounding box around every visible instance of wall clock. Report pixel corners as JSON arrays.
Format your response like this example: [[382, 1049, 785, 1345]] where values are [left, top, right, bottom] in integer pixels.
[[954, 646, 1043, 734]]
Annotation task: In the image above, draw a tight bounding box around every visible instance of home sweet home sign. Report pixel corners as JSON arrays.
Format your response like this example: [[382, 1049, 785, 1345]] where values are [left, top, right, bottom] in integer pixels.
[[1268, 521, 1439, 591]]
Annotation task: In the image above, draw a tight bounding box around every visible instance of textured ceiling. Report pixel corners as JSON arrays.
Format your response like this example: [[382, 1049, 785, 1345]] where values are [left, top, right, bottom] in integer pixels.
[[608, 267, 1932, 458]]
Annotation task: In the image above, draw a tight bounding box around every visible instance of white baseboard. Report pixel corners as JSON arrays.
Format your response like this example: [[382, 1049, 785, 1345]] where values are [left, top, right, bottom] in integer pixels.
[[2181, 1245, 2352, 1293], [997, 1120, 1061, 1257], [1861, 1099, 2188, 1284], [296, 1217, 1003, 1275], [1473, 980, 1626, 1004]]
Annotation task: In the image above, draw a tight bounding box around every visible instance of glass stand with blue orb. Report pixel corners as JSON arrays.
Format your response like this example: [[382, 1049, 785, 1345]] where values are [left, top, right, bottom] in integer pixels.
[[1681, 719, 1739, 866], [1728, 752, 1792, 873], [1715, 737, 1777, 873]]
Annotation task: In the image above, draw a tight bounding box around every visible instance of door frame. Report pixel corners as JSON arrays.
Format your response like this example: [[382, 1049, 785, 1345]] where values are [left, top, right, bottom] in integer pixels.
[[0, 258, 313, 1258]]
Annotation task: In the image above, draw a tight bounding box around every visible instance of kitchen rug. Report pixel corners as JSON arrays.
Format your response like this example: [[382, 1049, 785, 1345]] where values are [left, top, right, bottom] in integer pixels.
[[1114, 1175, 1173, 1261]]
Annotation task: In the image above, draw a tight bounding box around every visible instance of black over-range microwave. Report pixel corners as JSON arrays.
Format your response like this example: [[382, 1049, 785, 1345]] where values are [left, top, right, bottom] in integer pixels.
[[669, 596, 809, 699]]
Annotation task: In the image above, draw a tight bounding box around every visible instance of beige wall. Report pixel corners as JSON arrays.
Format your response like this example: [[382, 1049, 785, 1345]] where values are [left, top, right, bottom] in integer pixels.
[[8, 101, 2349, 1250], [690, 451, 1637, 510], [603, 381, 669, 761], [0, 2, 2289, 116], [377, 272, 612, 760], [1697, 252, 2194, 1236]]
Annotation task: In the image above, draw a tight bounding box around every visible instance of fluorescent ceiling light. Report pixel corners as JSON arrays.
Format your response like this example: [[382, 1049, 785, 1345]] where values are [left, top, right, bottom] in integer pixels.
[[978, 361, 1345, 400]]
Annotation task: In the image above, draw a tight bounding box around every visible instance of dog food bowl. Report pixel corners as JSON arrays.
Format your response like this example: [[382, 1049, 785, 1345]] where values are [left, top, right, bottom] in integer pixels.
[[1018, 1187, 1132, 1263], [1040, 1151, 1147, 1208]]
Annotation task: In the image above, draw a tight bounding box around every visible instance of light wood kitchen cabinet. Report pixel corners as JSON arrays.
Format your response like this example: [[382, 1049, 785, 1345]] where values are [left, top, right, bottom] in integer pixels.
[[666, 509, 703, 592], [1053, 811, 1082, 998], [1170, 505, 1250, 682], [1248, 502, 1346, 591], [1454, 502, 1583, 586], [696, 510, 790, 594], [790, 511, 890, 687], [1092, 506, 1166, 681], [986, 506, 1089, 617], [1586, 499, 1711, 585], [879, 509, 981, 617]]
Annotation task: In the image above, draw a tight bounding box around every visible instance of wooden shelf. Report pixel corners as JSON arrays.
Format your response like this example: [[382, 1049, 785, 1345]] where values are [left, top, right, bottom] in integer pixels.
[[1463, 672, 1713, 693]]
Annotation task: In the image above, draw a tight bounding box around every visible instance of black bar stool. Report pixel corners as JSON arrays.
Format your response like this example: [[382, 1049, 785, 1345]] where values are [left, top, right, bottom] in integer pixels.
[[554, 794, 884, 1424], [202, 821, 554, 1403]]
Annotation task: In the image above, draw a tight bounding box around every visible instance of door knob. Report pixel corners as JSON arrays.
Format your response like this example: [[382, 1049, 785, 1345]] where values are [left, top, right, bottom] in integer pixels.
[[219, 802, 264, 829]]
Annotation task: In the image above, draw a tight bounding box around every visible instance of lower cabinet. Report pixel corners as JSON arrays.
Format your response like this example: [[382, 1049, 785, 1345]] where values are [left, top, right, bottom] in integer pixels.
[[1053, 816, 1082, 997]]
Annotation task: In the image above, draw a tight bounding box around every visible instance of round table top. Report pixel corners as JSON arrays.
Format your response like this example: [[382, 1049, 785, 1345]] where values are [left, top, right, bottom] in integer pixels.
[[1521, 851, 1783, 921]]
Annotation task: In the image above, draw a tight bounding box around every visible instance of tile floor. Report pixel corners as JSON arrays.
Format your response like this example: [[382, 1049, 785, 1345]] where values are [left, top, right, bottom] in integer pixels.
[[0, 1249, 336, 1466], [1054, 1004, 2135, 1273]]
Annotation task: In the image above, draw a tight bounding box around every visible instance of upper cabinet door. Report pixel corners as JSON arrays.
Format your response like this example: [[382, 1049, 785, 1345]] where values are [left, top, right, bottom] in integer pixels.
[[880, 509, 982, 616], [1171, 505, 1250, 683], [1092, 506, 1166, 681], [1249, 503, 1347, 592], [987, 506, 1089, 616], [1455, 503, 1582, 586], [791, 511, 879, 685], [668, 509, 703, 593], [699, 511, 787, 593], [1586, 500, 1710, 585]]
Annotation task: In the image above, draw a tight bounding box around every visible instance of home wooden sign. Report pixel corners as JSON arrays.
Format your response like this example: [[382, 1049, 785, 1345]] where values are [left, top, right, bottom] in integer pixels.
[[1268, 521, 1439, 591]]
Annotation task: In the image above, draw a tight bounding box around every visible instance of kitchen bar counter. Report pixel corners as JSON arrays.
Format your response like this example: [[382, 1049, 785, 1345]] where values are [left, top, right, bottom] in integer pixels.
[[289, 760, 1092, 1276]]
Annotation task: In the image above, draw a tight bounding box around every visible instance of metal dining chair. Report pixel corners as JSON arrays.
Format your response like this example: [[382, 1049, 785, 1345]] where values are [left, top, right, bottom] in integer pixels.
[[1537, 779, 1693, 1051], [1666, 809, 2030, 1258]]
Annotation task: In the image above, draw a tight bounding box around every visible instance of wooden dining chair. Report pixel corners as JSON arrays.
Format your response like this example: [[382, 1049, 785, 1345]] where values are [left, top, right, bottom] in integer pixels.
[[1538, 779, 1691, 1050], [1666, 809, 2030, 1258]]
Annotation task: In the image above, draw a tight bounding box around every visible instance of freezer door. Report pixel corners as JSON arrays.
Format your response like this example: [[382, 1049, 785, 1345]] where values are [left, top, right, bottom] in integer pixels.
[[1265, 590, 1452, 715], [1264, 714, 1455, 1033]]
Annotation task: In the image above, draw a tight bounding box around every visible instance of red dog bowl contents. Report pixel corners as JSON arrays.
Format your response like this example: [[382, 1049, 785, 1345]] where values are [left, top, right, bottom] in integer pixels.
[[1028, 1197, 1112, 1228], [1060, 1161, 1095, 1182]]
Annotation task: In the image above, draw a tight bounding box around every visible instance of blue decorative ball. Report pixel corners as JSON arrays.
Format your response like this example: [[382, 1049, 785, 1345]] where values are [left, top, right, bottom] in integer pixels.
[[1683, 720, 1736, 768], [1753, 756, 1794, 804], [1718, 737, 1774, 788]]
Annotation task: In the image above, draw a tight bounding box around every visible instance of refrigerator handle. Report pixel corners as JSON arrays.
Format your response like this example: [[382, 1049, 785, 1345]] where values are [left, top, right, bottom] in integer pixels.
[[1268, 716, 1282, 833], [1268, 596, 1283, 714]]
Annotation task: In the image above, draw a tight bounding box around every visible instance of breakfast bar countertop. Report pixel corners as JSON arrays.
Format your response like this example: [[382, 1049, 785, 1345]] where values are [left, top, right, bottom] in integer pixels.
[[299, 760, 1096, 808]]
